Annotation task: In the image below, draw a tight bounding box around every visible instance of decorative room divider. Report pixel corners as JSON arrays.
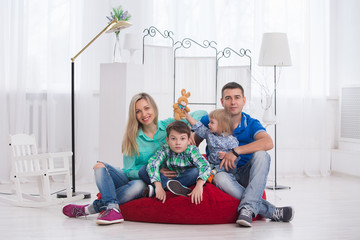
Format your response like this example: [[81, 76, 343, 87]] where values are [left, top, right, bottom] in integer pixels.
[[142, 26, 252, 109]]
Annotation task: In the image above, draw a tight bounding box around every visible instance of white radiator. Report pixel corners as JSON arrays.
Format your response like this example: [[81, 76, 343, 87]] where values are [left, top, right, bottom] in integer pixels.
[[340, 86, 360, 143], [25, 93, 48, 153]]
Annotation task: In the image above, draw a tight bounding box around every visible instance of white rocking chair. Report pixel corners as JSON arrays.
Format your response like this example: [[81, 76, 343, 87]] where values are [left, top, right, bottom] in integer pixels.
[[0, 134, 84, 207]]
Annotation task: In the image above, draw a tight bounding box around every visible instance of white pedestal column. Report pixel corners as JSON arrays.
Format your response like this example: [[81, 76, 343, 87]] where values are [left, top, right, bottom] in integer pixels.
[[99, 63, 144, 168]]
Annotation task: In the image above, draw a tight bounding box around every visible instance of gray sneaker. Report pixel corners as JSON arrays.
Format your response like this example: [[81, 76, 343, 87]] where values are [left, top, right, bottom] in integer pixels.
[[166, 180, 192, 197], [236, 208, 253, 227], [271, 206, 295, 222]]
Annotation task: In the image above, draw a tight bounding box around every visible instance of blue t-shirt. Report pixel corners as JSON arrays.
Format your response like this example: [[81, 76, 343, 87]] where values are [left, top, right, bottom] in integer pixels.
[[200, 112, 266, 167]]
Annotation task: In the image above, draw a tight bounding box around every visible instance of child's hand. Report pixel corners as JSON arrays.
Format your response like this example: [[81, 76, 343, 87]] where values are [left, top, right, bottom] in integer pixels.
[[183, 110, 197, 126], [183, 109, 190, 119], [218, 151, 226, 159], [154, 182, 166, 203], [189, 179, 204, 205]]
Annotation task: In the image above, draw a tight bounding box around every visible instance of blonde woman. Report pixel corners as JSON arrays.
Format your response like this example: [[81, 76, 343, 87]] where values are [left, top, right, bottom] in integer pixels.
[[62, 92, 206, 225]]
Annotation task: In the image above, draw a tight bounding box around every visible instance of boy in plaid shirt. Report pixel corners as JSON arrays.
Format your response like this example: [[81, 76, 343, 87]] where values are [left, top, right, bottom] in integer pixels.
[[138, 121, 210, 204]]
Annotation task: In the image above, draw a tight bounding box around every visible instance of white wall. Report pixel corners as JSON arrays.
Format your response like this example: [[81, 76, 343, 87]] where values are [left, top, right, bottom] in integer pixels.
[[330, 0, 360, 176], [330, 0, 360, 89]]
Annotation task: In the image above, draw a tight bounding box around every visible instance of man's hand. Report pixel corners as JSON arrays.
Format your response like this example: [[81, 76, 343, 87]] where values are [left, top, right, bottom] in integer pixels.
[[160, 168, 177, 179], [219, 151, 237, 171]]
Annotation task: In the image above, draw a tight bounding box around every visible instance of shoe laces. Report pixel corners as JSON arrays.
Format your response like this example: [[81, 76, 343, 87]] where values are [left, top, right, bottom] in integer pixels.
[[272, 208, 283, 221], [72, 206, 86, 218], [100, 208, 119, 218], [241, 208, 253, 218]]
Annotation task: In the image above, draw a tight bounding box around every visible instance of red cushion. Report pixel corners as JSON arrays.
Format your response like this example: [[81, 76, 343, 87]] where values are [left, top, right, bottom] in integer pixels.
[[118, 183, 266, 224]]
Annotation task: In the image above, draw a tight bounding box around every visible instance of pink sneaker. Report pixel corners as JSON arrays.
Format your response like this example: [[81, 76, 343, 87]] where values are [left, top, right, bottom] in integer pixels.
[[62, 204, 88, 218], [96, 208, 124, 225]]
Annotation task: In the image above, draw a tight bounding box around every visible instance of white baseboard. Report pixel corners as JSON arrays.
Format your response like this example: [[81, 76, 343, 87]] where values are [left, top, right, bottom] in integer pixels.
[[331, 149, 360, 177]]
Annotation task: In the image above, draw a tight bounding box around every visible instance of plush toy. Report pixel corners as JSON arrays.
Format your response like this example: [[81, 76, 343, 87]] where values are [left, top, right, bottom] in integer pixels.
[[173, 89, 191, 120]]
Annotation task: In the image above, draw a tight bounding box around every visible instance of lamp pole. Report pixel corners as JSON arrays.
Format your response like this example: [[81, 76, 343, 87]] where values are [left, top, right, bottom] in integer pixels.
[[266, 65, 290, 190], [71, 61, 76, 194], [57, 59, 91, 199]]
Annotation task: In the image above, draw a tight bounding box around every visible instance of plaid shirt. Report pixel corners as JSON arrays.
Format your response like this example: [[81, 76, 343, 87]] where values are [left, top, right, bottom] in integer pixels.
[[146, 144, 211, 183], [192, 121, 239, 165]]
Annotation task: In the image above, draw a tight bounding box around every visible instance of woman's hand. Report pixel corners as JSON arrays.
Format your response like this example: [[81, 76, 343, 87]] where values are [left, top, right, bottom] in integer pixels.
[[160, 168, 177, 179], [189, 179, 204, 205], [154, 182, 166, 203]]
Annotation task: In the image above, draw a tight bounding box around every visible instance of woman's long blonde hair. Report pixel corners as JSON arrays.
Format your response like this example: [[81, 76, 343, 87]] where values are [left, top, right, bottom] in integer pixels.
[[121, 93, 159, 156]]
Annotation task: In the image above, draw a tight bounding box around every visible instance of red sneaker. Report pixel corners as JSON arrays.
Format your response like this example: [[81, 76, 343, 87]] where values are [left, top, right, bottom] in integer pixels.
[[62, 204, 88, 218], [96, 208, 124, 225]]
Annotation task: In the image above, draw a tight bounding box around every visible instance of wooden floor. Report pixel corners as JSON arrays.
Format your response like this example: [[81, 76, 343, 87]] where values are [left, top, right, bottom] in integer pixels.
[[0, 173, 359, 240]]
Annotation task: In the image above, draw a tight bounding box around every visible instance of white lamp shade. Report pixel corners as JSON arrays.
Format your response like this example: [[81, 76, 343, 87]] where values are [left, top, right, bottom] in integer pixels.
[[123, 33, 142, 51], [258, 32, 292, 66]]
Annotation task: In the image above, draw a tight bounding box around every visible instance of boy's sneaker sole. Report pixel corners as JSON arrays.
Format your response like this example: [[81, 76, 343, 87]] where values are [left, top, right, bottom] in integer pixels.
[[166, 180, 192, 197]]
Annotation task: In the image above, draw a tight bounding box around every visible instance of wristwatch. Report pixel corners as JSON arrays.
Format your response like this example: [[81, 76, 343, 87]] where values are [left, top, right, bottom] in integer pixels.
[[231, 148, 239, 157]]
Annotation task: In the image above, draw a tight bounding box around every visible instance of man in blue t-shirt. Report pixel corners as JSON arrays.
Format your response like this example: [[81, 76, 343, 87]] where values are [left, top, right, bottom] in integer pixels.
[[195, 82, 294, 227]]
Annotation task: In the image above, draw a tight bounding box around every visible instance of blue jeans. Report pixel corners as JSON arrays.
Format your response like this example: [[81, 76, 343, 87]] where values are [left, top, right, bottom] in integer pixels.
[[213, 151, 275, 218], [91, 162, 146, 213], [138, 165, 199, 189]]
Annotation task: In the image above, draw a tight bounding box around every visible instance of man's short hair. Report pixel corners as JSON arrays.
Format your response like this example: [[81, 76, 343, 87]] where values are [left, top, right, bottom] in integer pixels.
[[221, 82, 245, 98], [166, 121, 191, 138]]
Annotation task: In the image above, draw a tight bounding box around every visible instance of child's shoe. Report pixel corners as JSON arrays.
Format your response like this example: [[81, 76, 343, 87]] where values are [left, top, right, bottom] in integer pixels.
[[96, 208, 124, 225], [62, 204, 88, 218], [166, 180, 192, 197], [142, 184, 155, 197]]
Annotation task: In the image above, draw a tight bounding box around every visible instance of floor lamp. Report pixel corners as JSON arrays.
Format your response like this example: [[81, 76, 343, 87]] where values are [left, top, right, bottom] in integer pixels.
[[57, 19, 131, 198], [258, 32, 292, 190]]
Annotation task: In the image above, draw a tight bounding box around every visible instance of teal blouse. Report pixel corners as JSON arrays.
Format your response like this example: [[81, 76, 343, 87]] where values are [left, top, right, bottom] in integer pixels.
[[122, 110, 207, 180]]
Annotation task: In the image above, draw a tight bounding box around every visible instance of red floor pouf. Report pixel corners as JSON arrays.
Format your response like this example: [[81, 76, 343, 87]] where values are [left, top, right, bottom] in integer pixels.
[[119, 184, 266, 224]]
